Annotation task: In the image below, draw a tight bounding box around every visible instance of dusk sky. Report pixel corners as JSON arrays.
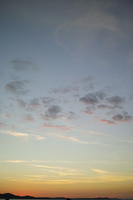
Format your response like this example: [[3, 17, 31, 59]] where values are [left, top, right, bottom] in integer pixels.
[[0, 0, 133, 198]]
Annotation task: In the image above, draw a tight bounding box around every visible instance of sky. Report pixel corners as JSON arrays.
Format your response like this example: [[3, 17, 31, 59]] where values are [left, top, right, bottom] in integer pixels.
[[0, 0, 133, 198]]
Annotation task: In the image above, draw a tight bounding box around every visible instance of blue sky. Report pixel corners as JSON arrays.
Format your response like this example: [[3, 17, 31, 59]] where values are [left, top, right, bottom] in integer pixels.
[[0, 0, 133, 198]]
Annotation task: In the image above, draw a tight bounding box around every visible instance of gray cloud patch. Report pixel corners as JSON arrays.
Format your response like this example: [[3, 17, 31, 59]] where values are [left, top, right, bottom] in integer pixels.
[[42, 105, 62, 120], [112, 112, 133, 122], [5, 80, 29, 95], [106, 96, 125, 107], [50, 76, 95, 96], [17, 98, 41, 111], [97, 104, 114, 109], [16, 97, 56, 113], [95, 91, 106, 100], [79, 91, 132, 125], [11, 59, 35, 71], [99, 112, 133, 125], [80, 91, 106, 105], [80, 92, 127, 114], [80, 91, 108, 116], [80, 93, 99, 105]]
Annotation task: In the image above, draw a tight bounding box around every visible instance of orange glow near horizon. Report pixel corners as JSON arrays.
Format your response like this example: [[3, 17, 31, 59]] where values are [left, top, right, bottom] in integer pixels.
[[1, 179, 133, 199]]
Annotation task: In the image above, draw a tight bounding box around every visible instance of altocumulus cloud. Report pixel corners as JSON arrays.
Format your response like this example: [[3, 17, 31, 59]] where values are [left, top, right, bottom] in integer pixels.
[[16, 97, 55, 112], [41, 105, 62, 120], [80, 90, 106, 105], [79, 90, 133, 125], [16, 98, 41, 111], [79, 91, 106, 114], [99, 112, 133, 125], [80, 93, 99, 105], [5, 80, 29, 95], [80, 92, 124, 107], [106, 95, 125, 107], [112, 112, 133, 123]]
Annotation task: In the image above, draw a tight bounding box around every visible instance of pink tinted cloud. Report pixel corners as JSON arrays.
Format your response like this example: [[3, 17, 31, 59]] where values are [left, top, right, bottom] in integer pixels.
[[100, 119, 115, 125], [43, 123, 72, 131]]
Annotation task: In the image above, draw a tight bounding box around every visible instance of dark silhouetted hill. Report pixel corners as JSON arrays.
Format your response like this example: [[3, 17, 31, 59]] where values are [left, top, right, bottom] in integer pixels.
[[0, 193, 34, 199], [0, 193, 131, 200]]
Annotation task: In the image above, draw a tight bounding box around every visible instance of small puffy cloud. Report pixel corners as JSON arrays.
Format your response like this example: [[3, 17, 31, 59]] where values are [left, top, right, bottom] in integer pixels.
[[95, 91, 106, 100], [97, 104, 114, 109], [99, 111, 133, 125], [112, 112, 133, 123], [113, 114, 124, 121], [11, 59, 35, 71], [5, 80, 29, 95], [80, 91, 107, 115], [106, 95, 125, 107], [80, 91, 106, 105], [17, 98, 40, 111], [80, 93, 99, 105], [42, 105, 62, 120]]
